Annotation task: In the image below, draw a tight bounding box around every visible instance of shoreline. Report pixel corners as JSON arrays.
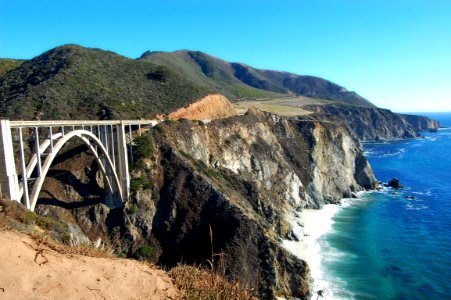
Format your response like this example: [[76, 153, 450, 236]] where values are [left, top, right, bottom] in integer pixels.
[[282, 204, 341, 299], [301, 205, 342, 299], [282, 197, 368, 300]]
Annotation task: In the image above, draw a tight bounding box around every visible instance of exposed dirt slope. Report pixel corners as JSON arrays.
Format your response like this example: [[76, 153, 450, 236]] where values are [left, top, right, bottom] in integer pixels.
[[0, 230, 180, 300], [168, 94, 237, 120]]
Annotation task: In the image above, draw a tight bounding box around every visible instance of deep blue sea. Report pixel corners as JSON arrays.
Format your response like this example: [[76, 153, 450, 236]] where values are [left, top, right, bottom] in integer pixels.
[[319, 113, 451, 299]]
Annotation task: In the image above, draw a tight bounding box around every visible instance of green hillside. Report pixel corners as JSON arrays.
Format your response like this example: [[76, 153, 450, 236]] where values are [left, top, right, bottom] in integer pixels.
[[140, 50, 376, 107], [0, 45, 377, 121], [0, 59, 24, 77], [0, 45, 212, 120], [140, 50, 282, 99]]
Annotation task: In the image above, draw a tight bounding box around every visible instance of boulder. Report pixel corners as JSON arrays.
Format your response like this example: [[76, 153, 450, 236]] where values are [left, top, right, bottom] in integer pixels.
[[388, 178, 403, 189]]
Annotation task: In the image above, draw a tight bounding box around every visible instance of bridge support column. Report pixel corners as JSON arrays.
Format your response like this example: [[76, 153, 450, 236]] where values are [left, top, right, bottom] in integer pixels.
[[117, 122, 130, 201], [100, 126, 121, 208], [0, 120, 20, 201]]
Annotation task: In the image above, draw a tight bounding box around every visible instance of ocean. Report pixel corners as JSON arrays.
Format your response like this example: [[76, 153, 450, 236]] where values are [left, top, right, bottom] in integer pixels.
[[316, 112, 451, 299]]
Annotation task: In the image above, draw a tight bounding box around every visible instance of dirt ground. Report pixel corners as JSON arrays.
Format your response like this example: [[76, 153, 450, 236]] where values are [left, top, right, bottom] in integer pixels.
[[0, 230, 180, 300]]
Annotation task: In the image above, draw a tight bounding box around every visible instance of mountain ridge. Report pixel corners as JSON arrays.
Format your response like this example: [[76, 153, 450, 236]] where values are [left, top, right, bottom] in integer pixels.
[[140, 49, 376, 107]]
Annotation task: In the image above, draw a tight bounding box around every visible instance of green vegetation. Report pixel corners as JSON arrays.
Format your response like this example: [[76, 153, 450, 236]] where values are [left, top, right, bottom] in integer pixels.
[[0, 45, 212, 120], [130, 174, 153, 192], [134, 244, 154, 260], [0, 44, 375, 121], [128, 133, 155, 192], [132, 134, 154, 165], [126, 203, 139, 214], [1, 197, 71, 244], [141, 49, 375, 107], [0, 58, 24, 77], [140, 50, 284, 100]]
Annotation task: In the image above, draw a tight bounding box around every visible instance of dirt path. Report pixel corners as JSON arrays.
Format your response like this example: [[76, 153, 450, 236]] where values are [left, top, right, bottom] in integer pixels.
[[0, 230, 180, 299]]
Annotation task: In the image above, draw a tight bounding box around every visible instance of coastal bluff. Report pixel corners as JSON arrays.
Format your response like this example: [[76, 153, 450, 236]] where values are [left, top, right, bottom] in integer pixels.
[[35, 108, 376, 299], [303, 105, 439, 141]]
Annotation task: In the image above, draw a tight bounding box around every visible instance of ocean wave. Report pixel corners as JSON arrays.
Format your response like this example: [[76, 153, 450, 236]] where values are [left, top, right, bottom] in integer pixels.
[[339, 198, 360, 207], [364, 148, 406, 158], [425, 137, 438, 141], [412, 190, 433, 196], [383, 148, 406, 157], [405, 203, 429, 210]]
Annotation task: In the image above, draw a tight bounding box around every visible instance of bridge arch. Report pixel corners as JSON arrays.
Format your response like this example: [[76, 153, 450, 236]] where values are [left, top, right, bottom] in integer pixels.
[[29, 129, 123, 211]]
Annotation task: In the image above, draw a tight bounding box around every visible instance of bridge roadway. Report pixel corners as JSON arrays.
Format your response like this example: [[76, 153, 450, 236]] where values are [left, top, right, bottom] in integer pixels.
[[0, 119, 158, 211]]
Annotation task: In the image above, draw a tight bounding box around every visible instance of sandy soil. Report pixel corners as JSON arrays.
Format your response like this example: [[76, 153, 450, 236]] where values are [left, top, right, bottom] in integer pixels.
[[168, 94, 236, 120], [0, 230, 180, 300]]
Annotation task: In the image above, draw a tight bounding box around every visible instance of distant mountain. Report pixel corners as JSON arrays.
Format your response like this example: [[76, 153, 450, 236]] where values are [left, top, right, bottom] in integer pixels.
[[140, 50, 376, 107], [0, 45, 212, 120]]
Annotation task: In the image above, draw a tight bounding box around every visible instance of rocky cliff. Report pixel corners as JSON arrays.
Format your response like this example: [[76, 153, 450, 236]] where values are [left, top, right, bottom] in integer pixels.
[[34, 108, 376, 299], [303, 105, 440, 141]]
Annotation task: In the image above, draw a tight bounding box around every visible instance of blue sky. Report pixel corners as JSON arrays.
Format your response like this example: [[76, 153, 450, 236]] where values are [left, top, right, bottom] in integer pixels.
[[1, 0, 450, 112]]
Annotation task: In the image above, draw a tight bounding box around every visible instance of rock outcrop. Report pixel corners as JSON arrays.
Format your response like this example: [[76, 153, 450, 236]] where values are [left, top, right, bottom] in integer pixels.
[[35, 108, 376, 299], [303, 105, 439, 141], [168, 94, 237, 120], [387, 178, 403, 189]]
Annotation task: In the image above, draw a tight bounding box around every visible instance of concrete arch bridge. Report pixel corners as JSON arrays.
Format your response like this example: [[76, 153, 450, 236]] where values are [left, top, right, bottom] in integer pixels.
[[0, 119, 157, 211]]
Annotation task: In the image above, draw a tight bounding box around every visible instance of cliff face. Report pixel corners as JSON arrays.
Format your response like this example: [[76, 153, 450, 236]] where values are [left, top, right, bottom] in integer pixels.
[[34, 108, 376, 299], [304, 105, 440, 141], [403, 113, 440, 132], [160, 108, 375, 208]]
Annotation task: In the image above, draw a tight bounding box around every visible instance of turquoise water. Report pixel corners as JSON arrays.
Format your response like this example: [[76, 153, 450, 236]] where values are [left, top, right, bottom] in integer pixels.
[[320, 113, 451, 299]]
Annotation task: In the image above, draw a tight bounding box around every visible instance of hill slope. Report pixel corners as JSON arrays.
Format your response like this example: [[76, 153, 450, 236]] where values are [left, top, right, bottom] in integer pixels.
[[0, 230, 180, 300], [0, 45, 212, 120], [0, 59, 24, 77], [140, 50, 375, 107]]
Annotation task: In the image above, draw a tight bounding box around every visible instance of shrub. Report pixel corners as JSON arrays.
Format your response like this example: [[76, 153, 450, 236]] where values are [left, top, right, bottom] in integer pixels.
[[127, 203, 138, 214], [131, 134, 154, 170], [134, 134, 153, 159], [134, 244, 153, 260], [130, 175, 153, 192]]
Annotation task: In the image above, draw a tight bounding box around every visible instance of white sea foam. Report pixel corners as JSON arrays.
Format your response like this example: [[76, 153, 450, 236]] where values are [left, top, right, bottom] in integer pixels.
[[282, 203, 350, 300], [406, 203, 429, 210], [412, 190, 433, 196], [364, 148, 406, 158], [280, 189, 385, 299]]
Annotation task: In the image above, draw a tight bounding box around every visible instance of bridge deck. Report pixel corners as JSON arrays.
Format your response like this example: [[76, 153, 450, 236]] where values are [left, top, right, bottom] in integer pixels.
[[9, 120, 158, 128]]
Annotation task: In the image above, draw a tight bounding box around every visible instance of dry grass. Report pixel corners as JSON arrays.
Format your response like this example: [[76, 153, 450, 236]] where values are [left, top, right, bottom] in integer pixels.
[[170, 262, 258, 300], [27, 234, 112, 258], [170, 228, 258, 300], [234, 96, 344, 117], [234, 96, 325, 116]]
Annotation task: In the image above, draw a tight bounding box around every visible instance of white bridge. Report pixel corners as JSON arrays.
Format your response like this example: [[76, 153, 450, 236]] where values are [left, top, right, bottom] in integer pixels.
[[0, 119, 157, 211]]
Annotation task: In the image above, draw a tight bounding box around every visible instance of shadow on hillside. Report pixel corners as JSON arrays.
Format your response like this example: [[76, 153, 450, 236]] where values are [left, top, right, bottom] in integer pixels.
[[37, 190, 103, 209]]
